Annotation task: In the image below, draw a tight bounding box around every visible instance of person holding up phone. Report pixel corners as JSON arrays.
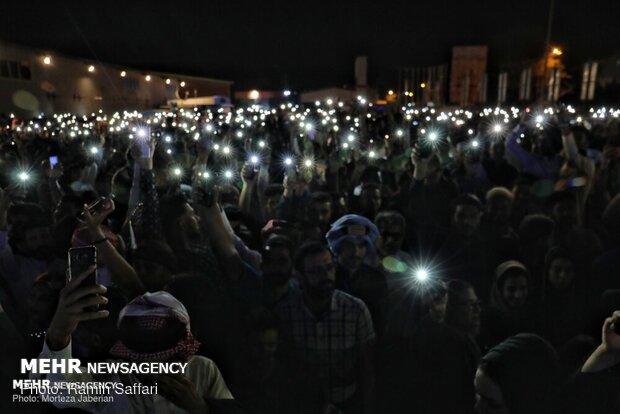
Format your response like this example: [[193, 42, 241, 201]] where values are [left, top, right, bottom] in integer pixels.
[[73, 198, 144, 299]]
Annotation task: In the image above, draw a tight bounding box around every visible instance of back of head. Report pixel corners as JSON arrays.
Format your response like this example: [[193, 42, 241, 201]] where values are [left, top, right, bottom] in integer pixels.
[[480, 333, 559, 414]]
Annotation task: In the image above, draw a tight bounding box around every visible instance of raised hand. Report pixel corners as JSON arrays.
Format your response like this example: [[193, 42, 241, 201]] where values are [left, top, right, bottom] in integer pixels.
[[46, 265, 109, 350], [83, 198, 115, 231]]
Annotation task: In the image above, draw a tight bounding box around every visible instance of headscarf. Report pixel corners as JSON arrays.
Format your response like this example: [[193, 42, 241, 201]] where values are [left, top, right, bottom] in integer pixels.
[[490, 260, 529, 311], [325, 214, 379, 255], [109, 291, 200, 362]]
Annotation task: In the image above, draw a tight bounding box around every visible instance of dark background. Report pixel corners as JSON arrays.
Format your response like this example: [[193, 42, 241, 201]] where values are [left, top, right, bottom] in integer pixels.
[[0, 0, 617, 90]]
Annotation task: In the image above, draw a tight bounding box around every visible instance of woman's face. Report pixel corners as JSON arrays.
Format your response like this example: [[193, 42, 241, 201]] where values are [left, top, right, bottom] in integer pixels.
[[501, 275, 528, 309], [548, 257, 575, 289]]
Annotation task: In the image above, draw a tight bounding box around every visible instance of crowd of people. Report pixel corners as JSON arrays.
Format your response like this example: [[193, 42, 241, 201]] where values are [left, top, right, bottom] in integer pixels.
[[1, 100, 620, 413]]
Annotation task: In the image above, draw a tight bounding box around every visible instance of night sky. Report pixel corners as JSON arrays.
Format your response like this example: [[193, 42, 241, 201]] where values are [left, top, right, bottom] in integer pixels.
[[0, 0, 618, 91]]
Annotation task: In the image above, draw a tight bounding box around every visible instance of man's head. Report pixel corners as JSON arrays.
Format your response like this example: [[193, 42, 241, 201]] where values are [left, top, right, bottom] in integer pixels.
[[545, 248, 575, 291], [446, 280, 481, 337], [110, 291, 200, 362], [493, 261, 529, 310], [475, 334, 558, 414], [374, 210, 406, 256], [244, 307, 279, 367], [264, 184, 284, 221], [548, 191, 577, 228], [8, 217, 53, 260], [160, 193, 201, 246], [261, 235, 294, 288], [307, 192, 333, 229], [294, 242, 336, 301], [485, 187, 514, 226], [518, 214, 554, 265], [452, 194, 483, 237], [511, 177, 533, 206], [326, 214, 379, 273]]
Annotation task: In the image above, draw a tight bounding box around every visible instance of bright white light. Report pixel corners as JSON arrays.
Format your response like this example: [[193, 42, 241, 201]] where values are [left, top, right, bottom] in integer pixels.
[[284, 157, 293, 166], [347, 134, 355, 142], [283, 90, 291, 97], [326, 99, 333, 105], [368, 151, 376, 158], [396, 129, 404, 137], [164, 135, 172, 143], [471, 140, 480, 148], [180, 81, 186, 87], [90, 147, 98, 154], [236, 131, 243, 138], [304, 159, 313, 168], [145, 75, 151, 82], [342, 143, 349, 149], [165, 78, 171, 85], [258, 140, 266, 148], [468, 129, 474, 135], [535, 115, 544, 123], [249, 155, 259, 164], [173, 168, 182, 176], [493, 124, 503, 133], [249, 90, 260, 100], [43, 56, 51, 65], [88, 65, 95, 72], [224, 170, 233, 179], [213, 144, 220, 151], [305, 123, 313, 132], [222, 146, 231, 155], [18, 172, 29, 181], [205, 124, 214, 132], [120, 71, 126, 77], [428, 132, 438, 141], [415, 269, 428, 281]]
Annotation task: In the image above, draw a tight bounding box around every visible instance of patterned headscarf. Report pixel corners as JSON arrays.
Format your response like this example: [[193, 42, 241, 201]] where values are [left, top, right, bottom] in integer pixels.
[[109, 291, 200, 362]]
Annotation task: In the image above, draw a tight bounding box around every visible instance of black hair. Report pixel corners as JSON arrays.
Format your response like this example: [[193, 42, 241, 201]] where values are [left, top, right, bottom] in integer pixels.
[[293, 241, 330, 272], [453, 193, 483, 211], [310, 191, 332, 205], [264, 234, 294, 257], [374, 210, 406, 229]]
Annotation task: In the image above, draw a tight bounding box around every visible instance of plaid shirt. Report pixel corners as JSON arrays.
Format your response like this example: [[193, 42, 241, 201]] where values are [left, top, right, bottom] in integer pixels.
[[277, 289, 375, 404]]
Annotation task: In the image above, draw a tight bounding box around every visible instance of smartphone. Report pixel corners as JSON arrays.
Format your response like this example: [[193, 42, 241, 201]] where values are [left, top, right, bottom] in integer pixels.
[[68, 246, 99, 310], [136, 127, 151, 159], [49, 155, 58, 169], [244, 162, 257, 181], [84, 197, 109, 217]]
